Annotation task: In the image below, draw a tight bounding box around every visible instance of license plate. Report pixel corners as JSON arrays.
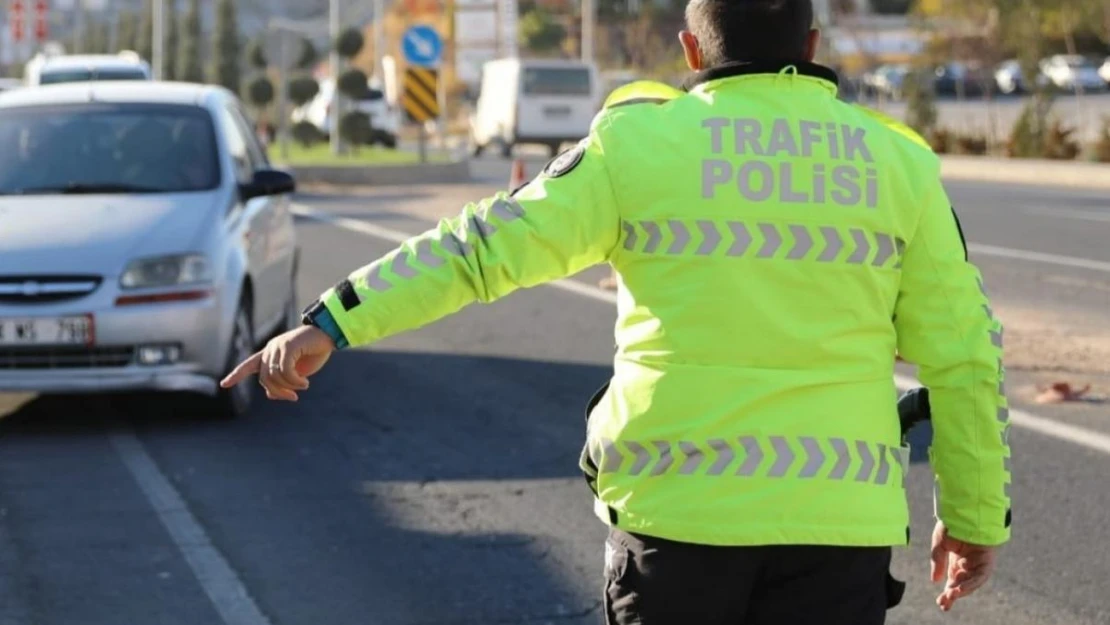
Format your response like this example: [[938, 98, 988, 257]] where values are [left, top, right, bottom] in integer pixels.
[[543, 106, 571, 117], [0, 315, 93, 346]]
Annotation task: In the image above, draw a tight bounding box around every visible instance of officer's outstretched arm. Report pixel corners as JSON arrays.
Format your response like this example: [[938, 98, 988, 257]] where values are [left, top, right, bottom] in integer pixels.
[[311, 133, 620, 348], [893, 181, 1011, 547]]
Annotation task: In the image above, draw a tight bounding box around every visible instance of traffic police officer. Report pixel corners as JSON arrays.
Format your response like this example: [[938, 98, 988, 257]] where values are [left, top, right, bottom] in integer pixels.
[[223, 1, 1012, 622]]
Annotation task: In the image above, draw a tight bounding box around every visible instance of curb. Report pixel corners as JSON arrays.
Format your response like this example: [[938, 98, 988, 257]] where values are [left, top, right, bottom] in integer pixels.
[[284, 160, 472, 187], [940, 156, 1110, 191]]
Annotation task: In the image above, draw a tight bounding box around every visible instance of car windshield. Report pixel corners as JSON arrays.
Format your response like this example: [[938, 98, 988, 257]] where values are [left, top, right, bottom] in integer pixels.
[[522, 67, 592, 96], [0, 102, 220, 195], [40, 68, 148, 84]]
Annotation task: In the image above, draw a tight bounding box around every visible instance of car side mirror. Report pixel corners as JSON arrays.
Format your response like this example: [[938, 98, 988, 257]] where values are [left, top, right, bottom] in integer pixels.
[[240, 169, 296, 202]]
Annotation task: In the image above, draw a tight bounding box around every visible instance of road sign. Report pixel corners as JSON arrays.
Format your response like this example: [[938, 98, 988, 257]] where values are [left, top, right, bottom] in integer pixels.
[[33, 0, 46, 42], [401, 67, 439, 123], [10, 0, 25, 43], [401, 24, 442, 68]]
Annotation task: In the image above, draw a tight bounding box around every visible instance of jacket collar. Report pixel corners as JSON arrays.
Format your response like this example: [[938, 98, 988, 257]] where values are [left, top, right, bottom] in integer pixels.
[[682, 60, 840, 92]]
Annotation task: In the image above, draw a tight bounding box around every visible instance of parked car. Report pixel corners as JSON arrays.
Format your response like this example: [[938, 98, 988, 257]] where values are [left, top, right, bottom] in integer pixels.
[[1040, 55, 1108, 92], [861, 64, 909, 100], [933, 62, 994, 97], [0, 81, 299, 418], [25, 51, 151, 86], [1100, 57, 1110, 85], [292, 77, 399, 148]]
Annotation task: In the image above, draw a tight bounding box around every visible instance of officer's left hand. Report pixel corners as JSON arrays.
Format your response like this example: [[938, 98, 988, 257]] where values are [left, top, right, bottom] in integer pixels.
[[220, 326, 336, 401], [930, 521, 997, 612]]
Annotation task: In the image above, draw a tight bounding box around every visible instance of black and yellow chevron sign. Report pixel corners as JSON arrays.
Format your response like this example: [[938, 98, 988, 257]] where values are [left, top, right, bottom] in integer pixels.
[[402, 67, 439, 123]]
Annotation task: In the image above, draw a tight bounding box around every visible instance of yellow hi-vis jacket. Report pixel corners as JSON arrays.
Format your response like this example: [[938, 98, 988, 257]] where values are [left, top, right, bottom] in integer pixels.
[[311, 61, 1012, 548]]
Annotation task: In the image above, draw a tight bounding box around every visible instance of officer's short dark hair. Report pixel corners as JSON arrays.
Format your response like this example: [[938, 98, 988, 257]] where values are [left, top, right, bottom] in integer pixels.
[[685, 0, 814, 66]]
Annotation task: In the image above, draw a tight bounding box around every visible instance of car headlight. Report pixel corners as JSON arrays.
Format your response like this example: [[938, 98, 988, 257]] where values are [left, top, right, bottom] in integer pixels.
[[120, 254, 212, 289]]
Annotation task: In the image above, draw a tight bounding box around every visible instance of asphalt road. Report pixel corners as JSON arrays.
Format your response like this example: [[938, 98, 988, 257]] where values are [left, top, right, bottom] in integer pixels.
[[1, 157, 1108, 625]]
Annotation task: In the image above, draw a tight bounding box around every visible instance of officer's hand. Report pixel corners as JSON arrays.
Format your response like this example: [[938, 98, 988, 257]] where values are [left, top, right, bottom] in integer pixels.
[[930, 521, 997, 612], [220, 326, 336, 402]]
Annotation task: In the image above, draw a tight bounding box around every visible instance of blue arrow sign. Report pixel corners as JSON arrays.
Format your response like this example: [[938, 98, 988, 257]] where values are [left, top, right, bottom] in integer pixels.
[[402, 25, 443, 68]]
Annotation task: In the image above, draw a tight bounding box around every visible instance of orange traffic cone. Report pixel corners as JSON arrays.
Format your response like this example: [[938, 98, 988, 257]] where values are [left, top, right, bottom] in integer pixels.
[[509, 159, 526, 190]]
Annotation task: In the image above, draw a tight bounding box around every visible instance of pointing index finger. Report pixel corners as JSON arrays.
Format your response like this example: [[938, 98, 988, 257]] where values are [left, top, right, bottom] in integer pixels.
[[220, 351, 263, 388]]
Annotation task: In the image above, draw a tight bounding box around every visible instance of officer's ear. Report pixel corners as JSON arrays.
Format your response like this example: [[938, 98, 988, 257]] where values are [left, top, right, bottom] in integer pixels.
[[679, 30, 703, 71], [804, 28, 821, 63]]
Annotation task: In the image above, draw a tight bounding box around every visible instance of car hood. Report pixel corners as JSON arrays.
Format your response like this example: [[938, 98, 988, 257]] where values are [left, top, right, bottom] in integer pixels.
[[0, 191, 223, 276]]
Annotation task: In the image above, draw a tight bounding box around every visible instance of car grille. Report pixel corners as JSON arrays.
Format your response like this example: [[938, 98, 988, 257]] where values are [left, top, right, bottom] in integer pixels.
[[0, 346, 135, 370], [0, 275, 102, 304]]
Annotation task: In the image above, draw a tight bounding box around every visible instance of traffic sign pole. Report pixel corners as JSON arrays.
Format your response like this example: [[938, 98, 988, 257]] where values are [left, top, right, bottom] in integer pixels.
[[401, 24, 444, 164]]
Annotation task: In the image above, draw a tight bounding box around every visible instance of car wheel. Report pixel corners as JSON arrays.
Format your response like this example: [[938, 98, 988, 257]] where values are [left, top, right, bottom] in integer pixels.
[[210, 302, 255, 420], [277, 279, 299, 336]]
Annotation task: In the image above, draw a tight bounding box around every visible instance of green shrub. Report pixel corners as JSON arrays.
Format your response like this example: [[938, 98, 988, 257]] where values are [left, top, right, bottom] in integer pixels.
[[338, 111, 372, 147], [1093, 117, 1110, 164], [292, 121, 323, 147]]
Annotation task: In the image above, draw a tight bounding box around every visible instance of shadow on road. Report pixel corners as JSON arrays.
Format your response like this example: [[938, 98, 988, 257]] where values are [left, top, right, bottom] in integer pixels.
[[0, 352, 611, 625], [0, 350, 936, 624]]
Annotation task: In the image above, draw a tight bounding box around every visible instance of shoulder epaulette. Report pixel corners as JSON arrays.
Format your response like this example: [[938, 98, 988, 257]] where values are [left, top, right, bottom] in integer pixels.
[[603, 80, 684, 110], [852, 104, 933, 151]]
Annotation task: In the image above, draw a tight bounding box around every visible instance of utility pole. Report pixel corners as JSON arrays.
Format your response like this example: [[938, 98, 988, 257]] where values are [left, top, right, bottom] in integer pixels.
[[74, 0, 85, 53], [373, 0, 385, 79], [329, 0, 341, 155], [581, 0, 595, 63], [152, 0, 163, 79]]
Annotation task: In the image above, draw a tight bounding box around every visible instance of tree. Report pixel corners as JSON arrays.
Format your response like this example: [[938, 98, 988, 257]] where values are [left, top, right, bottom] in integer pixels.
[[288, 74, 321, 108], [137, 0, 153, 63], [117, 11, 139, 53], [177, 0, 203, 83], [335, 28, 364, 59], [337, 68, 369, 100], [247, 37, 268, 70], [295, 39, 318, 70], [89, 21, 111, 54], [164, 0, 179, 80], [338, 111, 372, 147], [71, 3, 91, 53], [519, 8, 566, 54], [244, 75, 275, 108], [211, 0, 242, 93]]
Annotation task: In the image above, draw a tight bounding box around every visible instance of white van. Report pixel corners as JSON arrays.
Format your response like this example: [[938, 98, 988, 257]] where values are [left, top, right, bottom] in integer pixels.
[[470, 58, 601, 158], [25, 51, 151, 86]]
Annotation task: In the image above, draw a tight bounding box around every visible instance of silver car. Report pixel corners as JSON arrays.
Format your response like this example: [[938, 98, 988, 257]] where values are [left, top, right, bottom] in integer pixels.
[[0, 82, 299, 418]]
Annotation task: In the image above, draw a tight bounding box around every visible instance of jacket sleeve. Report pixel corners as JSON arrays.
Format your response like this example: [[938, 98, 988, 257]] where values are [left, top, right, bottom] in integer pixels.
[[894, 179, 1011, 547], [315, 133, 621, 348]]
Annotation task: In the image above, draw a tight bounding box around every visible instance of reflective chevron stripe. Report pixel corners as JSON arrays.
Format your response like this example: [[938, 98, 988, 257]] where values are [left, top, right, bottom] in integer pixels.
[[346, 197, 525, 302], [620, 220, 904, 268], [594, 435, 908, 485]]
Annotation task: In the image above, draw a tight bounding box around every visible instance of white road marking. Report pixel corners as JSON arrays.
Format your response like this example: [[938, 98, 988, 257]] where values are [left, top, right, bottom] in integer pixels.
[[893, 375, 1110, 455], [968, 243, 1110, 274], [293, 204, 620, 304], [110, 430, 274, 625], [295, 203, 1110, 457], [1021, 207, 1110, 223]]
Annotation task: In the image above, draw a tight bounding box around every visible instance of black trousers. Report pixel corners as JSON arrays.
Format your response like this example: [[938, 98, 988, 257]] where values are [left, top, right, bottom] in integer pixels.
[[603, 528, 902, 625]]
